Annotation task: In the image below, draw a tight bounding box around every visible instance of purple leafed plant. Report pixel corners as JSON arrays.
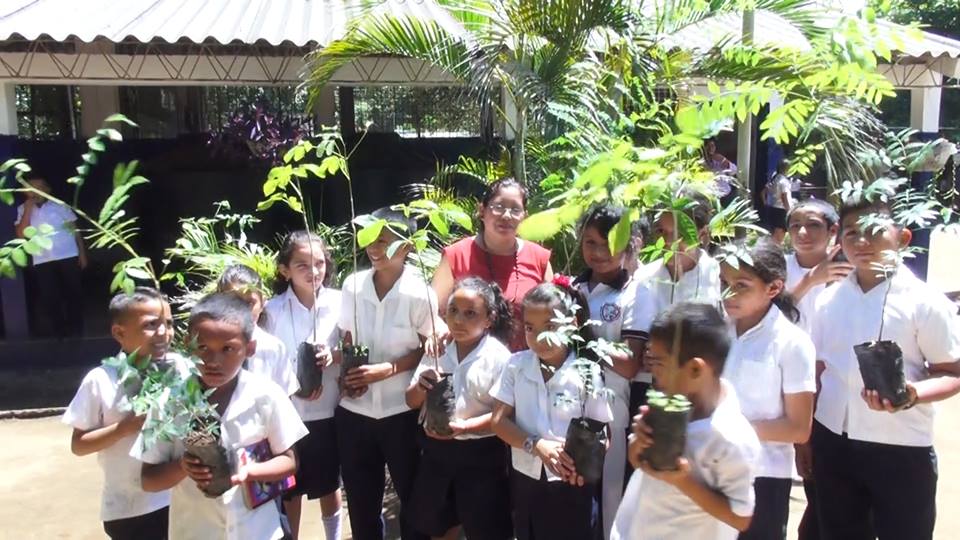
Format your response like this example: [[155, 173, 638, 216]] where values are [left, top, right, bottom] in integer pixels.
[[207, 99, 310, 165]]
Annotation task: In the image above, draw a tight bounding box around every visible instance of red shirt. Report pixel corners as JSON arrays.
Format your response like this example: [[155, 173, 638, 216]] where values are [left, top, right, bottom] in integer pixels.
[[443, 236, 552, 351]]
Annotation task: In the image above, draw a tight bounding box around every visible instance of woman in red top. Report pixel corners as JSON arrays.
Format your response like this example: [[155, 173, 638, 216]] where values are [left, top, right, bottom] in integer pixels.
[[433, 178, 553, 351]]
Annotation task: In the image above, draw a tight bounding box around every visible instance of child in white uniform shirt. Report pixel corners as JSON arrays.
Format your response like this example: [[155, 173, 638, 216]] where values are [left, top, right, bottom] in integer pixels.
[[784, 199, 853, 330], [573, 204, 654, 539], [136, 293, 308, 540], [262, 231, 344, 540], [810, 198, 960, 540], [217, 265, 297, 397], [64, 287, 173, 539], [632, 190, 722, 416], [719, 240, 816, 540], [405, 277, 514, 539], [614, 302, 760, 540], [337, 208, 443, 540], [491, 282, 614, 540]]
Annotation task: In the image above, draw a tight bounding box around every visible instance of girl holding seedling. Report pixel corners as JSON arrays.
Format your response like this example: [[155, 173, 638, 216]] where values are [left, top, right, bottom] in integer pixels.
[[572, 204, 655, 540], [217, 264, 298, 398], [491, 281, 613, 540], [263, 231, 343, 540], [718, 239, 816, 540], [404, 277, 514, 540]]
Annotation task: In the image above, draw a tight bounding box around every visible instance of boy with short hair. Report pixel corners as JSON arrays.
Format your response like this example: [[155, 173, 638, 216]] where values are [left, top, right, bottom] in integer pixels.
[[337, 207, 444, 540], [612, 302, 760, 540], [63, 287, 174, 539], [135, 293, 308, 540], [809, 198, 960, 540]]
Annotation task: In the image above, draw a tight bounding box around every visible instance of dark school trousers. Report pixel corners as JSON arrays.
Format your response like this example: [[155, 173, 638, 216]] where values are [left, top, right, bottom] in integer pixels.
[[811, 421, 937, 540], [30, 256, 83, 338], [738, 477, 792, 540], [511, 469, 600, 540], [798, 479, 820, 540], [103, 506, 168, 540], [335, 407, 426, 540]]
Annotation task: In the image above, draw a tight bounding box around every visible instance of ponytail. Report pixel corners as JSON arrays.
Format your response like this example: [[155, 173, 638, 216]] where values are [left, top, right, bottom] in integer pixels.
[[722, 238, 799, 323], [772, 290, 801, 324]]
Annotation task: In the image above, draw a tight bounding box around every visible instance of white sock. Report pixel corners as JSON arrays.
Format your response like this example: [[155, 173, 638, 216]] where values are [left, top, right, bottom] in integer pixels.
[[322, 510, 342, 540]]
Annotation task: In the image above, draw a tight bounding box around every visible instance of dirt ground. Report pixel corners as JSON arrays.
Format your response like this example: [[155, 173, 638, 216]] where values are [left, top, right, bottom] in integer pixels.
[[3, 400, 960, 540]]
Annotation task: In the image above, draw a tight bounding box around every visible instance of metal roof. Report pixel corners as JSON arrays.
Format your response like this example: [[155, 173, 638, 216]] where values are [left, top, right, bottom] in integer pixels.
[[0, 0, 465, 47]]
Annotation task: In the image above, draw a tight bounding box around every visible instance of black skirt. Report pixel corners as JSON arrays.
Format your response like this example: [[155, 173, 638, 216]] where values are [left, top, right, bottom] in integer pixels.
[[408, 432, 513, 539]]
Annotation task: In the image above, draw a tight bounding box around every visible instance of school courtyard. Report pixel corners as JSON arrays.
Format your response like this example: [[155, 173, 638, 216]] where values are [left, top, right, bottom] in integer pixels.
[[2, 401, 959, 540]]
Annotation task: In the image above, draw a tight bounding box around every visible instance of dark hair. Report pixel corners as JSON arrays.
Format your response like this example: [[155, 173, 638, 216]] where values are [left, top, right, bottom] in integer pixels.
[[649, 302, 730, 374], [274, 230, 335, 295], [522, 281, 593, 354], [724, 238, 800, 323], [681, 188, 714, 230], [188, 292, 254, 342], [838, 197, 896, 232], [372, 206, 418, 238], [217, 264, 267, 326], [579, 204, 639, 259], [478, 177, 529, 235], [109, 287, 166, 324], [787, 198, 839, 228], [449, 277, 513, 343]]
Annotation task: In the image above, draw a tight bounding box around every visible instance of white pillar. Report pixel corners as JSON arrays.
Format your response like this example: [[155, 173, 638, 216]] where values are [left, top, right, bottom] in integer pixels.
[[77, 86, 121, 137], [910, 81, 943, 134], [0, 83, 17, 136], [314, 85, 337, 129]]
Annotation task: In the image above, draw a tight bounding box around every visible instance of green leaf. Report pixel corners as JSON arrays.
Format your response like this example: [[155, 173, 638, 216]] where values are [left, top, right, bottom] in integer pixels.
[[608, 208, 638, 255], [357, 219, 386, 248], [10, 248, 27, 267], [675, 211, 699, 247], [22, 226, 36, 239], [428, 211, 449, 237], [517, 209, 564, 241], [96, 128, 123, 142], [125, 266, 152, 280], [87, 138, 106, 152], [104, 113, 137, 127], [22, 240, 44, 256], [0, 190, 12, 205]]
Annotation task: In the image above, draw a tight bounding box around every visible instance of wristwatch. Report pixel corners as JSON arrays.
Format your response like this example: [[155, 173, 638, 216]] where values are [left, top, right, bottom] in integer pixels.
[[523, 435, 540, 455]]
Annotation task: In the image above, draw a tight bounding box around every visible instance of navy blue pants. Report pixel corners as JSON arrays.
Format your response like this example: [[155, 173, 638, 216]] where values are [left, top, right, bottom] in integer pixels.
[[335, 407, 426, 540], [811, 421, 937, 540], [738, 477, 791, 540], [103, 506, 168, 540], [511, 469, 599, 540]]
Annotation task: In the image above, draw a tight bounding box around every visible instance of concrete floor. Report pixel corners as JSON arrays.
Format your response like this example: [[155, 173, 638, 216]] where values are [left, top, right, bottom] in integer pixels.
[[4, 399, 960, 539]]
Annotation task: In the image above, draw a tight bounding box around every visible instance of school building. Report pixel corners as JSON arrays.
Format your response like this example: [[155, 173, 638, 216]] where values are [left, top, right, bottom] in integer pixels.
[[0, 0, 959, 350]]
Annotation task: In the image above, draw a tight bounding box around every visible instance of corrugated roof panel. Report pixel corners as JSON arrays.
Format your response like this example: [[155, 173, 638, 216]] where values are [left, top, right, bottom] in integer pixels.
[[0, 0, 464, 46]]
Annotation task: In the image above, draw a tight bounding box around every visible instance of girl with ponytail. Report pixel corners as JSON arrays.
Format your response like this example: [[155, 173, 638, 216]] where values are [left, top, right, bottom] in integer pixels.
[[404, 277, 514, 539], [718, 238, 816, 540], [490, 279, 613, 540]]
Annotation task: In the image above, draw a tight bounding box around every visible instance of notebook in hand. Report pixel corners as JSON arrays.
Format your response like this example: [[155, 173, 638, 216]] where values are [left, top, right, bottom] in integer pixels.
[[237, 439, 296, 509]]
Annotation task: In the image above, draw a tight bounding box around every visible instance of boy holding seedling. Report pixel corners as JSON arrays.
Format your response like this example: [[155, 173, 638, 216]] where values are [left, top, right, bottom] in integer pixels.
[[809, 198, 960, 540], [136, 293, 308, 540], [63, 287, 174, 539], [337, 207, 443, 540], [612, 302, 760, 540]]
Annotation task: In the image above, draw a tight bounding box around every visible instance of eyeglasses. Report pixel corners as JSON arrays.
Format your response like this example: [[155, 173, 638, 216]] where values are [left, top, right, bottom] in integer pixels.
[[488, 203, 525, 219]]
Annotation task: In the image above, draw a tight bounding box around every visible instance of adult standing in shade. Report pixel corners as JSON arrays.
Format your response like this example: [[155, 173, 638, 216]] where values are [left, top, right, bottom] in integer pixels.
[[14, 176, 87, 338], [432, 178, 553, 351]]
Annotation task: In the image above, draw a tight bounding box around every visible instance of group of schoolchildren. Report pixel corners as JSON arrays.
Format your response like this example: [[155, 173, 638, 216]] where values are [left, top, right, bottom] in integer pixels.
[[64, 185, 960, 540]]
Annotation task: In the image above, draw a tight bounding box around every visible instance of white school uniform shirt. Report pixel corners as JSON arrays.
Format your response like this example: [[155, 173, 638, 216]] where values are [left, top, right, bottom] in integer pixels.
[[785, 253, 825, 332], [62, 363, 171, 522], [573, 269, 652, 428], [263, 286, 342, 421], [15, 200, 79, 264], [611, 380, 761, 540], [132, 370, 308, 540], [723, 305, 816, 478], [490, 350, 614, 481], [411, 334, 511, 440], [811, 266, 960, 447], [338, 267, 446, 420], [632, 252, 722, 383], [246, 326, 297, 397]]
